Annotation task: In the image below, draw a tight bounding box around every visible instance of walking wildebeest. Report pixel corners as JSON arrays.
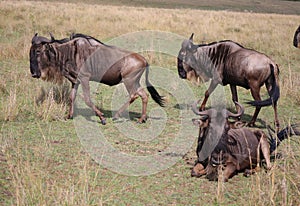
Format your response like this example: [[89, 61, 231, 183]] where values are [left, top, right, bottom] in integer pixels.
[[191, 102, 299, 182], [178, 34, 280, 129], [293, 25, 300, 48], [30, 33, 165, 124]]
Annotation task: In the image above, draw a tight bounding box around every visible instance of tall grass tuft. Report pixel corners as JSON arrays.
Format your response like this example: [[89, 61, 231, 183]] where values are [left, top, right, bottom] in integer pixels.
[[36, 81, 71, 121]]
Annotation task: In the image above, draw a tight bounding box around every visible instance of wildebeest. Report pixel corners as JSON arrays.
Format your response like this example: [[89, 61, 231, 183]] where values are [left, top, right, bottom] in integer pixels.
[[190, 101, 245, 178], [191, 102, 299, 182], [293, 25, 300, 48], [178, 34, 280, 129], [30, 33, 165, 125]]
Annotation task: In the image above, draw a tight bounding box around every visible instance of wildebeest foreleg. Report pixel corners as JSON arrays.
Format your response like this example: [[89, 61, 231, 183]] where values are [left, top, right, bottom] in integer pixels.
[[113, 93, 139, 120], [200, 80, 218, 111], [265, 82, 280, 131], [191, 162, 206, 177], [248, 85, 261, 127], [221, 162, 237, 182], [67, 83, 79, 119], [80, 80, 106, 125]]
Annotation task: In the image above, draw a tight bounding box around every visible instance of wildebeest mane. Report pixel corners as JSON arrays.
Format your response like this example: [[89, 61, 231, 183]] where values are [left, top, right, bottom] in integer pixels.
[[196, 40, 245, 49], [70, 33, 107, 46]]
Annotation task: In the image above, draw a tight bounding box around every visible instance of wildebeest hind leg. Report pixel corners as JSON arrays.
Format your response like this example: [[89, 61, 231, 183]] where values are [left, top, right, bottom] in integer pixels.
[[259, 132, 272, 170], [265, 82, 280, 131], [136, 88, 148, 123], [248, 86, 261, 127]]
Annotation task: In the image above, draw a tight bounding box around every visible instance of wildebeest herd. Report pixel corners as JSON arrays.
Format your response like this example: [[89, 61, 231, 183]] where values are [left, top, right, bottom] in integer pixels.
[[30, 26, 300, 182]]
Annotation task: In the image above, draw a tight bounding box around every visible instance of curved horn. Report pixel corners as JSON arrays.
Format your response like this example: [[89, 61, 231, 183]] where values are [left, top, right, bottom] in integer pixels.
[[226, 101, 244, 118], [189, 33, 194, 41], [49, 32, 55, 41], [191, 100, 212, 119]]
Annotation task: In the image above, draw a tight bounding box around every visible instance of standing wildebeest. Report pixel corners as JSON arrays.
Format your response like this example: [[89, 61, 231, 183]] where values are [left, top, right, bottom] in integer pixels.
[[30, 33, 165, 124], [178, 34, 280, 129], [191, 102, 299, 182], [293, 25, 300, 48]]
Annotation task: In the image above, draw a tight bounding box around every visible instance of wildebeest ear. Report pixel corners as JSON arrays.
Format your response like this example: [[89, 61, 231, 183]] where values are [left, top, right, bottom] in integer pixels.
[[192, 118, 201, 126], [235, 121, 246, 128], [189, 33, 194, 42], [230, 121, 246, 129], [192, 118, 209, 127]]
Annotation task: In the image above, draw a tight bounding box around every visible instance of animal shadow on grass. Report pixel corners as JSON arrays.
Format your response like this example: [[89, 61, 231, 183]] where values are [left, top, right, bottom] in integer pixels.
[[173, 103, 193, 111], [74, 107, 164, 124]]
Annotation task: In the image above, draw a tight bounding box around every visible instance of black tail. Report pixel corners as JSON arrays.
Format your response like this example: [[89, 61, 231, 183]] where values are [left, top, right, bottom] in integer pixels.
[[269, 124, 300, 154], [145, 65, 165, 107], [247, 64, 280, 107]]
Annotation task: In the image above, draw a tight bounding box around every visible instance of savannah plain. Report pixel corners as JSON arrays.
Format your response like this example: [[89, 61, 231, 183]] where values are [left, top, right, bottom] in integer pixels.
[[1, 0, 300, 205]]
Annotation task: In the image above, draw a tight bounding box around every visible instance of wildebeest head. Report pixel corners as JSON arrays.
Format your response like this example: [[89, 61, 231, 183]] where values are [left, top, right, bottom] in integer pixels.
[[190, 101, 244, 178], [293, 25, 300, 48], [191, 102, 245, 161], [192, 101, 244, 129], [29, 33, 64, 83], [30, 33, 52, 78], [177, 34, 210, 83], [177, 33, 198, 79]]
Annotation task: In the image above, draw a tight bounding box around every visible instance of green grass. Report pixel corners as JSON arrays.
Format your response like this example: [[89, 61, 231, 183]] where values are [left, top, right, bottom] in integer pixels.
[[1, 0, 300, 205]]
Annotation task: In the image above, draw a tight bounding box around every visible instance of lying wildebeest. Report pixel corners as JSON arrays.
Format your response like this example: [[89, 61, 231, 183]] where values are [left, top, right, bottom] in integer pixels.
[[178, 34, 280, 129], [190, 101, 245, 178], [293, 25, 300, 48], [30, 33, 165, 124], [191, 102, 299, 182]]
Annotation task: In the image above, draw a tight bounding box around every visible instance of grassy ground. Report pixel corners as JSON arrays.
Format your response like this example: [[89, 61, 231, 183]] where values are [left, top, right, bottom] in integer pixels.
[[30, 0, 300, 15], [1, 0, 300, 205]]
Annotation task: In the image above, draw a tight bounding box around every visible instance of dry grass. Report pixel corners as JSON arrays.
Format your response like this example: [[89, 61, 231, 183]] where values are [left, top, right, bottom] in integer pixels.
[[0, 0, 300, 205]]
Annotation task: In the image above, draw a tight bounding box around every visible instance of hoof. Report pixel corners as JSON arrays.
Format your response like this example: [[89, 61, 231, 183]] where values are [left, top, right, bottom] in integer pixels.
[[112, 113, 120, 121], [137, 116, 147, 124], [66, 115, 73, 120], [101, 119, 106, 125], [247, 122, 255, 127], [137, 119, 146, 124], [191, 163, 206, 177], [191, 170, 204, 178]]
